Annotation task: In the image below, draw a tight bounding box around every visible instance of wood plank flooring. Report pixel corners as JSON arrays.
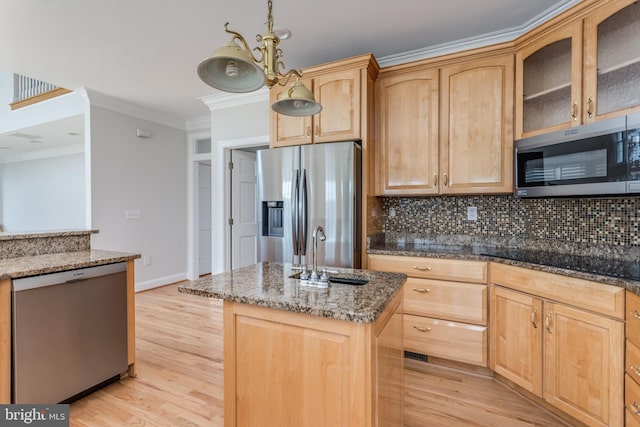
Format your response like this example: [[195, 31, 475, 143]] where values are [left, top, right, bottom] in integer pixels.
[[70, 283, 567, 426]]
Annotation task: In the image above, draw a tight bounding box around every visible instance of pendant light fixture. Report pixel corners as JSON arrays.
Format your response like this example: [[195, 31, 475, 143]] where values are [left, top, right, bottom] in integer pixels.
[[197, 0, 322, 117]]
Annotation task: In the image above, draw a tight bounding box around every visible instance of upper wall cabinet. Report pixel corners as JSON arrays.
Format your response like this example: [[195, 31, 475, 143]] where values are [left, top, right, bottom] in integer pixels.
[[440, 54, 514, 195], [375, 68, 439, 195], [516, 0, 640, 138], [375, 54, 514, 196], [270, 55, 376, 148]]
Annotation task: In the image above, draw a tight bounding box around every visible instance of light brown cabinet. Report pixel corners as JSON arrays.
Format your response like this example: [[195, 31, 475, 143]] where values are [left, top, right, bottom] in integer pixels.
[[625, 291, 640, 426], [516, 0, 640, 138], [375, 68, 439, 195], [270, 55, 376, 148], [375, 54, 513, 196], [368, 254, 488, 366], [439, 54, 514, 194], [223, 290, 403, 427], [490, 263, 624, 427]]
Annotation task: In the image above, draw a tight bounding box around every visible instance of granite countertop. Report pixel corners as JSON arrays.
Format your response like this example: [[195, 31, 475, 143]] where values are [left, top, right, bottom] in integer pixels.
[[0, 249, 141, 279], [178, 262, 407, 323], [0, 229, 98, 240], [368, 241, 640, 293]]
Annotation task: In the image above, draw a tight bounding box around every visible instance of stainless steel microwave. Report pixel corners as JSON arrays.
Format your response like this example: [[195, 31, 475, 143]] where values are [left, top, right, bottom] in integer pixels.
[[514, 113, 640, 197]]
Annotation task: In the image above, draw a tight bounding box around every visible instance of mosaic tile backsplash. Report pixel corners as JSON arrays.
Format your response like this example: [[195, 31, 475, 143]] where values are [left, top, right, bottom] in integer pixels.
[[380, 195, 640, 247]]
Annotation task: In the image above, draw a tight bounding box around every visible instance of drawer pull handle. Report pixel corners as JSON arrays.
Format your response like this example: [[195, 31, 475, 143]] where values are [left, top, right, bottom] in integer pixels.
[[413, 326, 431, 332], [545, 311, 552, 333], [633, 402, 640, 416], [413, 266, 432, 271], [631, 365, 640, 376], [633, 310, 640, 320], [531, 307, 538, 329], [412, 288, 431, 293]]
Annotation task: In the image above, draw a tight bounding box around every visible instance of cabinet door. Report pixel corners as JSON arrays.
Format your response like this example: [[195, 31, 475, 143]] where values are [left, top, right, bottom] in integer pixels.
[[270, 79, 314, 147], [543, 302, 624, 427], [440, 54, 514, 194], [489, 286, 542, 396], [583, 0, 640, 123], [313, 68, 361, 143], [516, 21, 582, 138], [376, 69, 439, 195]]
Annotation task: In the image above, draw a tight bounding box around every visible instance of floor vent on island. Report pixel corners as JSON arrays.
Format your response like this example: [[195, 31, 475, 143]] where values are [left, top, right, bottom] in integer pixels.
[[404, 351, 428, 363]]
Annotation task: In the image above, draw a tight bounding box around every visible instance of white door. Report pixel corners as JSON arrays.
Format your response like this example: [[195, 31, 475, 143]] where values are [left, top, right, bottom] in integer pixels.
[[198, 162, 212, 276], [231, 150, 258, 269]]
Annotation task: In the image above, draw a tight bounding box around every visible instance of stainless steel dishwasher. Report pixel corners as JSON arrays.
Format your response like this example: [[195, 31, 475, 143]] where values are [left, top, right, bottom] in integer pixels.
[[12, 262, 128, 404]]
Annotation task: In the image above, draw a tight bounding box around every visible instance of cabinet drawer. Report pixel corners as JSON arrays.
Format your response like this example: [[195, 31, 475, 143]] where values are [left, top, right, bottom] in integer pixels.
[[404, 278, 487, 325], [627, 374, 640, 424], [628, 291, 640, 345], [368, 254, 487, 283], [404, 314, 487, 366], [628, 340, 640, 386], [490, 262, 624, 319]]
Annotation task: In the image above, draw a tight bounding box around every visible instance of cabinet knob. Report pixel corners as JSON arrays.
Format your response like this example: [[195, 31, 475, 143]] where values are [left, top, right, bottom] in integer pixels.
[[413, 265, 432, 271], [413, 325, 431, 333], [412, 288, 431, 293]]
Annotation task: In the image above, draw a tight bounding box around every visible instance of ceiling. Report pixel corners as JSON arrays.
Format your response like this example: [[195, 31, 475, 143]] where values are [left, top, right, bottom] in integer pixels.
[[0, 0, 578, 127]]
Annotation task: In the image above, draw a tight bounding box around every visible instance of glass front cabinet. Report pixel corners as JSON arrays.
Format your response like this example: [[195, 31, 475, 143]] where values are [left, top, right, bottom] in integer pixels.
[[516, 0, 640, 138]]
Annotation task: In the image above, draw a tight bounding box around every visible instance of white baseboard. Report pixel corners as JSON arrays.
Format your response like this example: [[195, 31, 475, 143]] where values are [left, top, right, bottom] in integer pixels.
[[135, 272, 188, 293]]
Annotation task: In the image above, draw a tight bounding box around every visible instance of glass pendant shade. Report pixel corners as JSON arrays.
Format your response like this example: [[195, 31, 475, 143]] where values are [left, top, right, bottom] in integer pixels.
[[272, 79, 322, 117], [197, 41, 266, 93]]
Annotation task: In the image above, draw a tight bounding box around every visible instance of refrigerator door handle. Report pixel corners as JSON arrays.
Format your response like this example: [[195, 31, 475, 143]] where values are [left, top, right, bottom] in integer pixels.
[[300, 169, 308, 257], [292, 169, 300, 258]]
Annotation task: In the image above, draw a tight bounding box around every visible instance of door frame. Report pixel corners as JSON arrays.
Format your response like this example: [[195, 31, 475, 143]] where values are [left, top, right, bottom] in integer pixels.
[[187, 132, 212, 280], [214, 135, 269, 274]]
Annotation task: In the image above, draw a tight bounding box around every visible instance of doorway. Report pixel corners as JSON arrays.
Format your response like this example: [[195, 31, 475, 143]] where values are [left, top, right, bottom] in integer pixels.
[[198, 161, 212, 276], [228, 146, 268, 269]]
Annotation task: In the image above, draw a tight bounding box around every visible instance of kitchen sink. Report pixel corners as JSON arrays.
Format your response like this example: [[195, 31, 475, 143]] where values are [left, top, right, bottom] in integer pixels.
[[289, 271, 370, 286]]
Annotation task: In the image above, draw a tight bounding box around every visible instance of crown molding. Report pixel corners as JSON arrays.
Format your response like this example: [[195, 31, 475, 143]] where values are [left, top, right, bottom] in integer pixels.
[[185, 115, 211, 132], [378, 0, 580, 67], [199, 87, 269, 111], [77, 88, 187, 130]]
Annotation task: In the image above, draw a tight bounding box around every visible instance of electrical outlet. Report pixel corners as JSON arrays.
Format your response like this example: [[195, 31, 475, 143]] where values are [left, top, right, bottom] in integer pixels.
[[125, 209, 141, 220], [143, 256, 152, 266], [389, 208, 397, 218], [467, 206, 478, 221]]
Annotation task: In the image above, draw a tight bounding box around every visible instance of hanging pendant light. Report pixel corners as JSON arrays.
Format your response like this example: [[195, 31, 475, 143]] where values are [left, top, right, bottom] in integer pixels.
[[197, 0, 322, 117]]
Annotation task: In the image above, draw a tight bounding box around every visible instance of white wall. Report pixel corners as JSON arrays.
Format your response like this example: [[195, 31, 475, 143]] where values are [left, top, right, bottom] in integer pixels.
[[89, 106, 187, 290], [210, 99, 269, 274], [0, 153, 85, 232]]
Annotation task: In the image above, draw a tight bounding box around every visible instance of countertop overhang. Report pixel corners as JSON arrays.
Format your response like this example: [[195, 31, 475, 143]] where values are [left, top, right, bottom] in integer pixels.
[[178, 262, 407, 323], [0, 249, 141, 279]]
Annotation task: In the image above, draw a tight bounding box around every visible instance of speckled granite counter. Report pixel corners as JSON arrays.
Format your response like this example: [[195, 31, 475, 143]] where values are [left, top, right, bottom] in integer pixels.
[[178, 262, 407, 323], [0, 249, 141, 279], [0, 229, 98, 259], [368, 240, 640, 293]]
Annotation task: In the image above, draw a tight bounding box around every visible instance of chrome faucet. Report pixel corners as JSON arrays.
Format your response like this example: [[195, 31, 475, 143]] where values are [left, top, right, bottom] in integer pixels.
[[310, 226, 326, 281]]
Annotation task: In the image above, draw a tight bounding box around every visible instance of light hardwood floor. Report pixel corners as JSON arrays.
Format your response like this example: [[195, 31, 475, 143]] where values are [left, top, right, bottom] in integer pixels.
[[70, 283, 568, 426]]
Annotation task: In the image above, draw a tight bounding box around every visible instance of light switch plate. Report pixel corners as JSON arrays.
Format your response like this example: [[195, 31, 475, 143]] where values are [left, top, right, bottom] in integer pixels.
[[125, 209, 141, 220]]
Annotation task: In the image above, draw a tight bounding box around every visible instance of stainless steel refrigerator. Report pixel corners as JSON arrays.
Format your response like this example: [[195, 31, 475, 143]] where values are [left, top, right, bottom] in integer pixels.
[[257, 141, 361, 269]]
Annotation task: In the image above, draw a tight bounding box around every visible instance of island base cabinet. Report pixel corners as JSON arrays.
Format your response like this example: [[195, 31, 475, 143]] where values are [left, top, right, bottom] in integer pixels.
[[223, 291, 403, 427]]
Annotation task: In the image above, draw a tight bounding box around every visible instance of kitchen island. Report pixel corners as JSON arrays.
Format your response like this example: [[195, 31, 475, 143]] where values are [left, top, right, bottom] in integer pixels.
[[178, 262, 406, 427]]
